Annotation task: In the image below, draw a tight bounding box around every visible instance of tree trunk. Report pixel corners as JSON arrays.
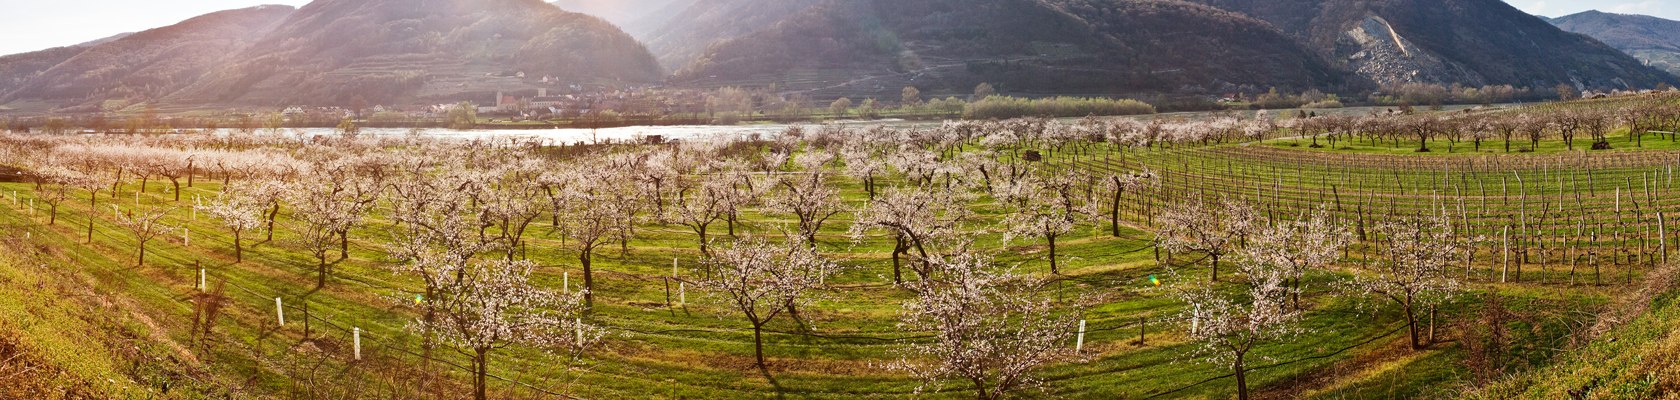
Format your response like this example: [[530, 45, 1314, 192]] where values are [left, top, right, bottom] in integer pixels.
[[474, 347, 489, 400], [1211, 255, 1220, 282], [581, 247, 595, 309], [1048, 235, 1059, 274], [891, 234, 906, 284], [752, 321, 767, 368], [697, 225, 710, 256], [1234, 353, 1250, 400], [339, 230, 350, 260], [1111, 187, 1123, 237], [316, 256, 328, 289], [234, 230, 243, 263], [136, 241, 146, 267], [266, 204, 279, 241], [1405, 298, 1422, 350], [87, 195, 97, 243]]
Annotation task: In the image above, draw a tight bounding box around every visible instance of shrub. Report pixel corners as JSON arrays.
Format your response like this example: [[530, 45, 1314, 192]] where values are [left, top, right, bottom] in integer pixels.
[[1302, 99, 1345, 109], [963, 96, 1155, 119]]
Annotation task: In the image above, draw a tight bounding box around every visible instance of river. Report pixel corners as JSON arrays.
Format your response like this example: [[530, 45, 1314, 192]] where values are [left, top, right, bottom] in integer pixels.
[[286, 103, 1519, 143]]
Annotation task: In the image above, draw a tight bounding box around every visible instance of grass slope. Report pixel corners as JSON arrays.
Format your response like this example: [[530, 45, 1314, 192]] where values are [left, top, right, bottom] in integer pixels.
[[0, 136, 1648, 398], [1462, 265, 1680, 399]]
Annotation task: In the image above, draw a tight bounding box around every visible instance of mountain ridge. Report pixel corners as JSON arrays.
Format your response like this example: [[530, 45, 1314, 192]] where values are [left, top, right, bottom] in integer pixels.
[[1183, 0, 1677, 89], [672, 0, 1351, 99], [0, 6, 295, 111], [166, 0, 663, 107], [1551, 10, 1680, 77]]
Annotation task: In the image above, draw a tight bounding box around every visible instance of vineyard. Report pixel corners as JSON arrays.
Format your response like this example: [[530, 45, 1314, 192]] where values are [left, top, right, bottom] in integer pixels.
[[4, 94, 1680, 399]]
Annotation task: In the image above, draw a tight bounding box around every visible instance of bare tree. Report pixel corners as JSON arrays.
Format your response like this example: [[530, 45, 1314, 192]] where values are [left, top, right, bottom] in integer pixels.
[[697, 238, 835, 369], [1000, 178, 1082, 274], [850, 185, 971, 282], [1178, 231, 1306, 400], [552, 168, 636, 309], [893, 253, 1080, 400], [1101, 171, 1155, 237], [771, 152, 844, 247], [32, 166, 81, 225], [1158, 199, 1256, 282], [1241, 208, 1351, 309], [840, 144, 887, 200], [113, 205, 175, 267], [283, 180, 354, 289], [667, 171, 735, 256], [480, 161, 548, 261], [1346, 212, 1463, 350], [387, 167, 501, 372], [414, 258, 598, 400], [198, 189, 265, 263]]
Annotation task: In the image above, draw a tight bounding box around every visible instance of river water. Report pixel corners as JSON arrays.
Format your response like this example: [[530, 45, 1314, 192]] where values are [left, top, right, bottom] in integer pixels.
[[287, 103, 1515, 143]]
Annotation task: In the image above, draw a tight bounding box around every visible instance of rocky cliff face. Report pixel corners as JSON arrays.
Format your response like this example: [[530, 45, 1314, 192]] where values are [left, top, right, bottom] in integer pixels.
[[1187, 0, 1677, 90], [1340, 15, 1483, 86]]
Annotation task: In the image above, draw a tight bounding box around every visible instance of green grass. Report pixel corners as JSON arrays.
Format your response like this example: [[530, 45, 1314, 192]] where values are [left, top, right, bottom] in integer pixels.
[[0, 137, 1653, 399], [1461, 271, 1680, 399], [1267, 130, 1680, 156]]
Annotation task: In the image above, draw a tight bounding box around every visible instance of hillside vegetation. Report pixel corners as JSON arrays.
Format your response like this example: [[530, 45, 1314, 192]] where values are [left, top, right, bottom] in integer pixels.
[[1462, 263, 1680, 399], [1187, 0, 1677, 89], [1552, 10, 1680, 77], [0, 6, 293, 111], [676, 0, 1346, 99], [168, 0, 662, 107]]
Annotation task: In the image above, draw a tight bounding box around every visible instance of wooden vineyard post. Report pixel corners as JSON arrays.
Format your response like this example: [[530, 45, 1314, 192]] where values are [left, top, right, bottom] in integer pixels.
[[353, 327, 361, 361], [665, 278, 673, 310], [1594, 224, 1603, 286], [1502, 225, 1510, 283], [1075, 320, 1086, 354], [1138, 316, 1147, 346], [1572, 219, 1582, 285], [275, 297, 285, 326]]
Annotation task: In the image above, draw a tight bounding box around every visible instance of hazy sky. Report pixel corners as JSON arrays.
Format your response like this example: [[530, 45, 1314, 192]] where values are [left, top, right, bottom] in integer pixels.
[[2, 0, 1679, 56], [0, 0, 310, 56], [1508, 0, 1680, 20]]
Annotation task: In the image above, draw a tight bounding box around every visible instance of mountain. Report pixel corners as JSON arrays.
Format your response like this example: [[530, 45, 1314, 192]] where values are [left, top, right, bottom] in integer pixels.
[[637, 0, 821, 71], [673, 0, 1349, 99], [1551, 11, 1680, 77], [0, 7, 293, 111], [168, 0, 663, 107], [1183, 0, 1677, 89], [547, 0, 688, 35], [0, 33, 135, 92]]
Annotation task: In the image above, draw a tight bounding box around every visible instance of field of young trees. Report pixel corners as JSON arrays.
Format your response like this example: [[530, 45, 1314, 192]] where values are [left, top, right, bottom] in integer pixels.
[[4, 94, 1680, 399]]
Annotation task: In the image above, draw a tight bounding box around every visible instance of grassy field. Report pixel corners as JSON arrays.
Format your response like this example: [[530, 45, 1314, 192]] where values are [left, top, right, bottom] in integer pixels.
[[1267, 130, 1680, 156], [0, 130, 1661, 399]]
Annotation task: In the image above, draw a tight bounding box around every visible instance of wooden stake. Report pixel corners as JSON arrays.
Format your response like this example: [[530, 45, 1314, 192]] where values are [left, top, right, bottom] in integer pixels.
[[1075, 319, 1086, 353], [352, 327, 362, 360]]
